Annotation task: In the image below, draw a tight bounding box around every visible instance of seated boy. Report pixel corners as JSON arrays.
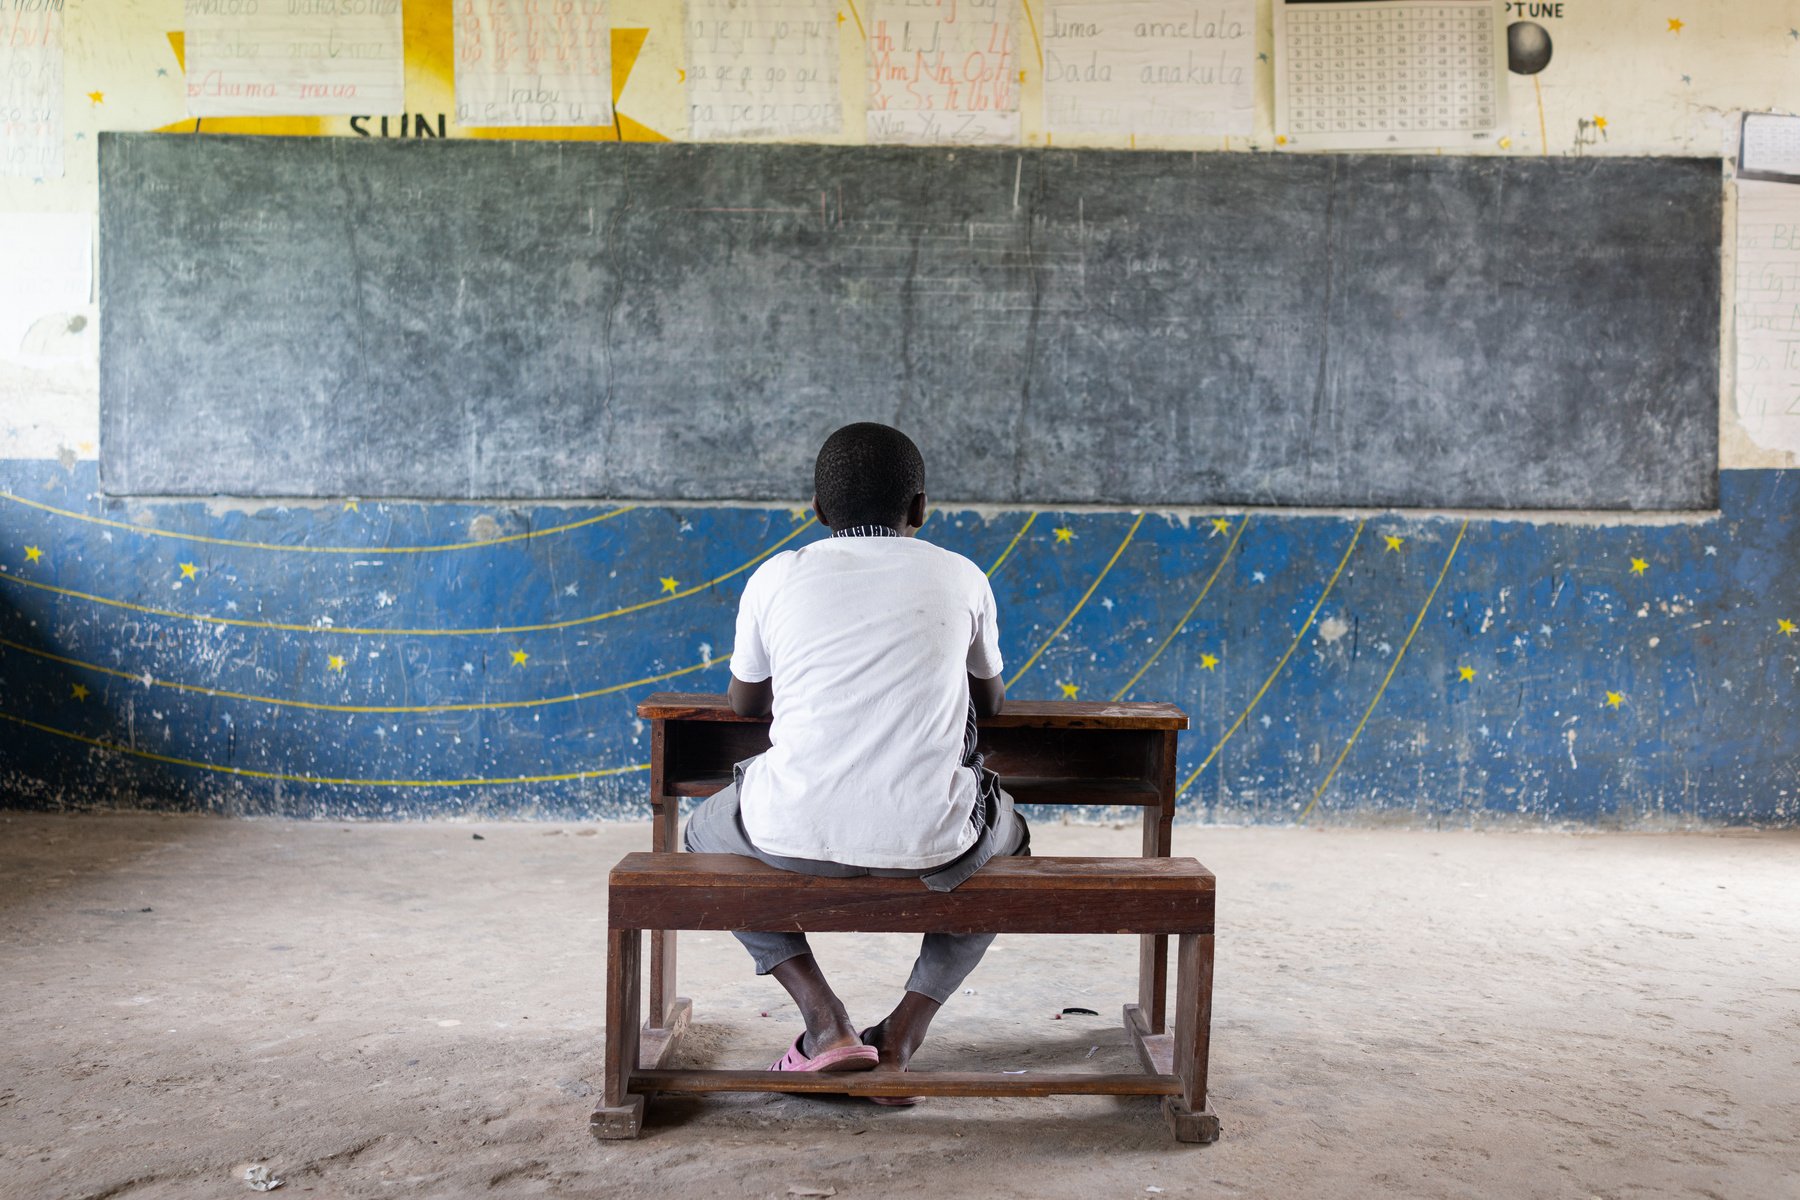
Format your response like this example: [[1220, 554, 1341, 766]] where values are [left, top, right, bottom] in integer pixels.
[[683, 422, 1028, 1092]]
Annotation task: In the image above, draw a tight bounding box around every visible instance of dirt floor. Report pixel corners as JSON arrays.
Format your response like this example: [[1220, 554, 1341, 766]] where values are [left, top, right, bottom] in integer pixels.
[[1, 813, 1796, 1200]]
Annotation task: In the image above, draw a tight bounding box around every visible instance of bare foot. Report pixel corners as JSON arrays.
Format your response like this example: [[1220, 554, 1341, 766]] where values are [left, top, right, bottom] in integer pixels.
[[860, 989, 939, 1071]]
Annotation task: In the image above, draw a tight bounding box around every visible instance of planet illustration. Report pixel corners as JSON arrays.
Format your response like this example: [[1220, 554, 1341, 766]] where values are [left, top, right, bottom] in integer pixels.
[[1508, 21, 1553, 75]]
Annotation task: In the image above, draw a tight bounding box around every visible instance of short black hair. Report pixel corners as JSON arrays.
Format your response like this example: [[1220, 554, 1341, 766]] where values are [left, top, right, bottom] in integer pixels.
[[813, 423, 926, 530]]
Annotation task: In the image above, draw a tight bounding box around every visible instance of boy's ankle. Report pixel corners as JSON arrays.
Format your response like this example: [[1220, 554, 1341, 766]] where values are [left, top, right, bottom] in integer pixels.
[[800, 1015, 860, 1057]]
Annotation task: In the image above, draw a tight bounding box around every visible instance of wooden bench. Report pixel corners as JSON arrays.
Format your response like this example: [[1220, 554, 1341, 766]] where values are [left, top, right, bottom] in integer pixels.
[[593, 852, 1220, 1142]]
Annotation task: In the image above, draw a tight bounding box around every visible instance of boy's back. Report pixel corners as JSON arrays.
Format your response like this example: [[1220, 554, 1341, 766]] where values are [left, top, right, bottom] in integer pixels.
[[683, 421, 1024, 1078], [731, 534, 1004, 869]]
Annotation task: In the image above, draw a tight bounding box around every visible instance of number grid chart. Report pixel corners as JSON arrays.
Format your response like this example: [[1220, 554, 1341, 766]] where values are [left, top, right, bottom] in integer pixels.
[[1276, 0, 1508, 151]]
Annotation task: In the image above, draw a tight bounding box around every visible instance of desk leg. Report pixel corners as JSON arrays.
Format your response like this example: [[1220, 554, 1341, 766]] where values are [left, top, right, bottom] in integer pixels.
[[1162, 931, 1219, 1143], [648, 791, 680, 1030], [1139, 737, 1176, 1031], [592, 927, 646, 1140]]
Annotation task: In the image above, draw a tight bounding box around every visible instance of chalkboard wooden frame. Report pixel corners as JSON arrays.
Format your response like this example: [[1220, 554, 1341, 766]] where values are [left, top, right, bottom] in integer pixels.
[[99, 134, 1721, 509]]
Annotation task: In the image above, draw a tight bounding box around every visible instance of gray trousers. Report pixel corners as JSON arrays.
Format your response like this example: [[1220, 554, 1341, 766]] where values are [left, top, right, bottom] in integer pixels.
[[681, 781, 1030, 1004]]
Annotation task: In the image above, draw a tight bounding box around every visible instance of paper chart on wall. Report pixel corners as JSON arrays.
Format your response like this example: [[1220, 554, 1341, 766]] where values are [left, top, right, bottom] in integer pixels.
[[0, 214, 89, 366], [867, 0, 1020, 146], [0, 0, 63, 178], [1739, 113, 1800, 183], [454, 0, 612, 127], [1735, 181, 1800, 455], [183, 0, 405, 118], [686, 0, 840, 139], [1274, 0, 1507, 151], [1043, 1, 1254, 139]]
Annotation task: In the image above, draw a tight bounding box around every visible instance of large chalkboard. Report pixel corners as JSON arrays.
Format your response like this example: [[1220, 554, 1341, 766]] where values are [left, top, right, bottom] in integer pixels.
[[99, 134, 1721, 508]]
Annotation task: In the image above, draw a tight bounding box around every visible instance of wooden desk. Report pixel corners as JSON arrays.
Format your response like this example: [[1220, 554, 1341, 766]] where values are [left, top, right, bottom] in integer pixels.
[[635, 691, 1191, 1054]]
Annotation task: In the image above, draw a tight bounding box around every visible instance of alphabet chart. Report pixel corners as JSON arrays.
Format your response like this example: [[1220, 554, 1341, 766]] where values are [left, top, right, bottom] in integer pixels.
[[1275, 0, 1507, 151], [686, 0, 841, 140]]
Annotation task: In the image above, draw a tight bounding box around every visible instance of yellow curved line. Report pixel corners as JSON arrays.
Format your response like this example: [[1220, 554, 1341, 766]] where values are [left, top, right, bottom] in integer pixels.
[[0, 707, 648, 787], [0, 634, 728, 714], [1020, 0, 1044, 67], [1006, 513, 1146, 689], [1300, 520, 1469, 824], [0, 519, 816, 637], [1176, 521, 1366, 799], [985, 511, 1038, 578], [0, 489, 636, 554], [1112, 516, 1248, 702]]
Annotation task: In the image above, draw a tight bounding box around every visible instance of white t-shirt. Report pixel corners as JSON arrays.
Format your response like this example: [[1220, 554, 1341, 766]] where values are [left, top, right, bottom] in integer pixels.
[[730, 535, 1005, 869]]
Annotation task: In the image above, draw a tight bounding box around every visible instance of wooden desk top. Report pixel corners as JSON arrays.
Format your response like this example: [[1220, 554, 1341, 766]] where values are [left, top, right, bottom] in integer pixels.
[[637, 692, 1189, 731]]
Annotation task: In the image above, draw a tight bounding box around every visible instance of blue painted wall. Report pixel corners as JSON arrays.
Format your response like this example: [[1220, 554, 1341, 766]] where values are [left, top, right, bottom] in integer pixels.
[[0, 461, 1794, 824]]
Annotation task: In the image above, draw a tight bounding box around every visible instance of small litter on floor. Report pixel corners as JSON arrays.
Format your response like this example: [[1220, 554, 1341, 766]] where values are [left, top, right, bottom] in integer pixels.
[[243, 1164, 282, 1191]]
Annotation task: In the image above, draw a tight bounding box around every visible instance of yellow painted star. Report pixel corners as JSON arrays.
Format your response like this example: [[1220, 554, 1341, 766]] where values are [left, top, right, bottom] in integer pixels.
[[327, 655, 346, 672], [23, 545, 42, 563], [1210, 517, 1232, 535], [70, 683, 89, 701], [1594, 115, 1608, 130], [1276, 135, 1288, 146], [790, 507, 810, 524], [1053, 527, 1075, 544], [1199, 653, 1220, 671], [1499, 136, 1513, 149], [1604, 690, 1625, 709], [178, 562, 198, 579], [1058, 682, 1080, 699], [1458, 666, 1477, 682], [86, 90, 104, 105], [660, 576, 680, 595], [837, 10, 846, 23], [511, 649, 529, 667], [343, 500, 360, 512], [1779, 618, 1797, 637], [1384, 535, 1405, 552], [1629, 557, 1649, 576], [1667, 17, 1683, 33]]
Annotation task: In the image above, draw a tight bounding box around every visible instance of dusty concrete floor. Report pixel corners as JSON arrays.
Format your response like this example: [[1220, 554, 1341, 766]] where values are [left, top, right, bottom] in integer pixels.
[[0, 813, 1795, 1200]]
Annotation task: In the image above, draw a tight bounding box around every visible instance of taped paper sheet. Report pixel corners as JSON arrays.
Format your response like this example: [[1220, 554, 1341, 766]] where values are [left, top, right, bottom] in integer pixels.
[[184, 0, 406, 117], [1739, 112, 1800, 183], [0, 212, 90, 366], [455, 0, 613, 127], [1043, 0, 1254, 138], [686, 0, 840, 139], [1735, 180, 1800, 454], [867, 0, 1020, 146], [1, 0, 64, 178]]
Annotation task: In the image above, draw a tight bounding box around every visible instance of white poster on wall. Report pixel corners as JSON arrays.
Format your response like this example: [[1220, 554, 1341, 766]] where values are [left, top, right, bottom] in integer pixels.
[[867, 0, 1020, 146], [1735, 180, 1800, 455], [0, 0, 64, 178], [184, 0, 406, 118], [454, 0, 612, 127], [686, 0, 840, 140], [0, 213, 90, 366], [1043, 1, 1253, 139]]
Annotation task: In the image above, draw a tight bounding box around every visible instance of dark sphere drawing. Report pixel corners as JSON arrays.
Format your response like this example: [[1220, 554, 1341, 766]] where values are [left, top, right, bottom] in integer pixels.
[[1508, 22, 1553, 75]]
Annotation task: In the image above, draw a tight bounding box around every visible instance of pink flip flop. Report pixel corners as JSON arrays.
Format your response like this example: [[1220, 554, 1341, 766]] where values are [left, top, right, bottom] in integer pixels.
[[868, 1074, 920, 1107], [769, 1033, 880, 1073]]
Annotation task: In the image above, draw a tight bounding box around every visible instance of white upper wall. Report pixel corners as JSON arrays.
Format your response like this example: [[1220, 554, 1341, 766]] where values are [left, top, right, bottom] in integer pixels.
[[3, 0, 1797, 473]]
